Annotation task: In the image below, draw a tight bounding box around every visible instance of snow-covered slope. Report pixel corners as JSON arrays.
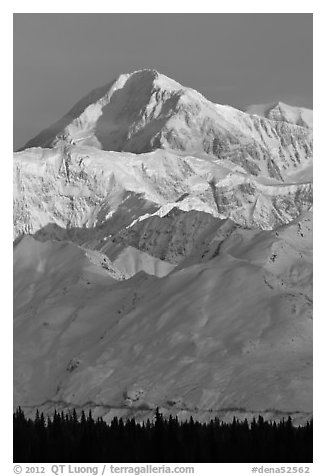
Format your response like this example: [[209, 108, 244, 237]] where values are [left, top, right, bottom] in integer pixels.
[[111, 246, 175, 278], [13, 69, 313, 422], [14, 212, 312, 423], [246, 102, 313, 129]]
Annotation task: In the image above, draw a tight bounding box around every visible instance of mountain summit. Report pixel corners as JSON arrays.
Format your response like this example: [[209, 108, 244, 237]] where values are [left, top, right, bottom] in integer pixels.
[[22, 69, 188, 151]]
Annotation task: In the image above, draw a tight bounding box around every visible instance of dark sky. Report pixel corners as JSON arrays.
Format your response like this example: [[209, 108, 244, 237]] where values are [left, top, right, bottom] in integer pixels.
[[13, 13, 313, 150]]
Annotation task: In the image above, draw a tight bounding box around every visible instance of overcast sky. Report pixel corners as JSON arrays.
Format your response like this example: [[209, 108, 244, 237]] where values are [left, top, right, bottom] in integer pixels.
[[13, 13, 312, 150]]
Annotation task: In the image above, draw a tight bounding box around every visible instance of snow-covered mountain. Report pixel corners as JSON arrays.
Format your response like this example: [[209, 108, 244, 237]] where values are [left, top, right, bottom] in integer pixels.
[[13, 69, 313, 423], [21, 70, 312, 182]]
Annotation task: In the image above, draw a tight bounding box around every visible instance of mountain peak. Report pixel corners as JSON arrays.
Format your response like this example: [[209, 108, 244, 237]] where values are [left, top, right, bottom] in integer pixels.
[[121, 68, 185, 92], [21, 69, 187, 151], [246, 101, 312, 128]]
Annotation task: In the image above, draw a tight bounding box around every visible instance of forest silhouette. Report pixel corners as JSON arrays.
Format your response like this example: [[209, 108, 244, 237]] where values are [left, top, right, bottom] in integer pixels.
[[13, 407, 312, 463]]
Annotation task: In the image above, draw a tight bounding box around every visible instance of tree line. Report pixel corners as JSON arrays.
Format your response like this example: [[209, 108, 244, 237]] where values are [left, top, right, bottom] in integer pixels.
[[13, 407, 313, 463]]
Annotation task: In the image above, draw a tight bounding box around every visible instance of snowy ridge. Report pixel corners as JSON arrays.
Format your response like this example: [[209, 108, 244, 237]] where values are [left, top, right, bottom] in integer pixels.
[[246, 102, 313, 129], [14, 144, 312, 241]]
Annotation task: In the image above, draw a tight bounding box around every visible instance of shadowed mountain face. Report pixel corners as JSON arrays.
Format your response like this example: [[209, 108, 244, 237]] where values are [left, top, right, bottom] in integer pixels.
[[14, 69, 313, 423], [95, 71, 182, 152]]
